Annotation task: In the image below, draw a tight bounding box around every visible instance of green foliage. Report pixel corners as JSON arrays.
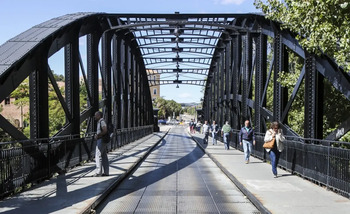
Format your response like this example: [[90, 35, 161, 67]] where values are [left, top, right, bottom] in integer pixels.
[[340, 132, 350, 142], [254, 1, 350, 138], [183, 106, 196, 116], [265, 37, 275, 112], [11, 78, 30, 108], [4, 73, 69, 138], [79, 80, 88, 135], [277, 49, 350, 138], [154, 97, 182, 119], [53, 72, 65, 81], [48, 83, 65, 137], [79, 80, 88, 111], [277, 51, 305, 135], [323, 78, 350, 139], [255, 0, 350, 72]]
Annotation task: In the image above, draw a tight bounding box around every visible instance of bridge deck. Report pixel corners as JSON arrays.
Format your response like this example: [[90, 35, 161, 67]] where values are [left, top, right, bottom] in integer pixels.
[[0, 126, 349, 214]]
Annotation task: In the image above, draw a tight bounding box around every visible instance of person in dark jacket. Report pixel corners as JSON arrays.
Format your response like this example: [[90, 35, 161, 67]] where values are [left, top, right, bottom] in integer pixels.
[[239, 120, 256, 164]]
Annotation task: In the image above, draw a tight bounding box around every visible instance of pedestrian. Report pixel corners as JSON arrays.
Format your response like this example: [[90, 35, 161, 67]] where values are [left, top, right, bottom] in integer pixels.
[[93, 111, 109, 177], [211, 120, 219, 145], [202, 120, 210, 144], [192, 120, 197, 133], [189, 119, 194, 133], [264, 121, 285, 178], [239, 120, 256, 164], [221, 121, 231, 150], [196, 121, 201, 133]]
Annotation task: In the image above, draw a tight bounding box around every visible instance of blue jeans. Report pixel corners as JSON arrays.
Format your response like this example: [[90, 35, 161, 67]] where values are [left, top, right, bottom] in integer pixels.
[[223, 133, 230, 150], [212, 132, 217, 145], [269, 149, 280, 176], [95, 139, 109, 175], [243, 140, 253, 161]]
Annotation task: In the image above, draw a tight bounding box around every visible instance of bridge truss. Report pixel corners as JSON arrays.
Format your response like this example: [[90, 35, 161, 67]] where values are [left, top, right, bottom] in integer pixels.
[[0, 12, 349, 140], [0, 12, 350, 198]]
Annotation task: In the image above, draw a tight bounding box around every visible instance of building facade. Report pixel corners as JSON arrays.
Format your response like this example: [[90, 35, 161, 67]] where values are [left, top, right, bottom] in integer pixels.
[[146, 70, 160, 101]]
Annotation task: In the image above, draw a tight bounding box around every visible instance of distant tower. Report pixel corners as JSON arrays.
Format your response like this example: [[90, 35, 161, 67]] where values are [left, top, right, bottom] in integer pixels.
[[146, 70, 160, 101]]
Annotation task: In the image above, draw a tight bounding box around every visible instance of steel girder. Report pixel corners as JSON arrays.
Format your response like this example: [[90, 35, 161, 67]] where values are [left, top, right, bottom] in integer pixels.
[[1, 13, 350, 144], [0, 13, 154, 177], [202, 15, 350, 139], [111, 14, 254, 88]]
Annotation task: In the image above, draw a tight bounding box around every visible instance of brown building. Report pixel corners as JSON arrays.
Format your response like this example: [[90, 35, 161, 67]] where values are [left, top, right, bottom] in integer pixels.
[[146, 70, 160, 101]]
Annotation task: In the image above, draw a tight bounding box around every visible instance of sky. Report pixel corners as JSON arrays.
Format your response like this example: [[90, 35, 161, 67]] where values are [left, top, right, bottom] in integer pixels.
[[0, 0, 259, 103]]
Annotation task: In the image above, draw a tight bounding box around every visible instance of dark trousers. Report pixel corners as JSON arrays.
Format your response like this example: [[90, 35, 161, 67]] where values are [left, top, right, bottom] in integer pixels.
[[203, 132, 209, 144]]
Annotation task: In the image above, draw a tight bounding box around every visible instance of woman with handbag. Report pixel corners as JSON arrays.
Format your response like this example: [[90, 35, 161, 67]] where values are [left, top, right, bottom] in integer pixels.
[[264, 121, 285, 178]]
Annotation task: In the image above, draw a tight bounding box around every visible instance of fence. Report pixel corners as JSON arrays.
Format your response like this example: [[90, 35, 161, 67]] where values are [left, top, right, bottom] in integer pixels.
[[0, 125, 153, 198], [229, 130, 350, 198]]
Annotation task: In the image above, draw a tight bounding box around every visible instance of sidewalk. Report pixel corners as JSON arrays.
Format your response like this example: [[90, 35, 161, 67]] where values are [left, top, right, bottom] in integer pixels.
[[0, 128, 169, 214], [190, 132, 350, 214]]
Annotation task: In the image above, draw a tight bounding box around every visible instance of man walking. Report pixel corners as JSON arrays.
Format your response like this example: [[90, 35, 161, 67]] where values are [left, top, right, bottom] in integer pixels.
[[211, 120, 219, 145], [239, 120, 256, 164], [94, 111, 109, 176], [221, 121, 231, 150], [202, 120, 210, 144]]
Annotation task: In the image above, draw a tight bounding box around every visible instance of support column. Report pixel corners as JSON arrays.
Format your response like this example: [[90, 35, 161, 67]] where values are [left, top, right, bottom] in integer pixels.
[[219, 48, 225, 125], [114, 35, 123, 129], [102, 33, 112, 125], [64, 39, 80, 136], [231, 34, 241, 130], [224, 38, 231, 123], [273, 32, 288, 123], [242, 33, 252, 124], [254, 33, 267, 132], [30, 59, 49, 139], [304, 53, 324, 139], [87, 33, 100, 133]]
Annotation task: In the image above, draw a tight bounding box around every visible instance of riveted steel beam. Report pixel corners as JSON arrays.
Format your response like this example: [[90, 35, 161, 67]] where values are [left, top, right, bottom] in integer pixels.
[[254, 33, 267, 133], [304, 53, 324, 139]]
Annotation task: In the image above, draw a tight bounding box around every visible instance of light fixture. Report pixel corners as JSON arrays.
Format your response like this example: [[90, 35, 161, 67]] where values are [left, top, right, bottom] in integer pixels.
[[176, 84, 179, 88]]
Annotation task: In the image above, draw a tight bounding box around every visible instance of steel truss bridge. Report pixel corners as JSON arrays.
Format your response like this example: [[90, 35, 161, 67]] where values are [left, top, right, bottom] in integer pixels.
[[0, 13, 349, 198]]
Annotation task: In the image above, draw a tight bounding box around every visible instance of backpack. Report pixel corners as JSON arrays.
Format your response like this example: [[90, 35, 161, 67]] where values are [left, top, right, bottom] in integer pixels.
[[100, 120, 114, 143]]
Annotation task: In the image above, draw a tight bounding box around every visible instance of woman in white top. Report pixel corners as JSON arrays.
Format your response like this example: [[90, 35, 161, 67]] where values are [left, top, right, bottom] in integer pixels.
[[264, 121, 285, 178]]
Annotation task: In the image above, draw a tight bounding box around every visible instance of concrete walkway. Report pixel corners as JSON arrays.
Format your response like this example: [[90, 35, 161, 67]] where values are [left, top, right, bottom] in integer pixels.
[[1, 126, 349, 214], [190, 131, 350, 214], [0, 128, 169, 214]]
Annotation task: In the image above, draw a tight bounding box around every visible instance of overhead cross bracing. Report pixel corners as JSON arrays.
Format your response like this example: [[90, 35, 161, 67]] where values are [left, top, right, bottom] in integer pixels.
[[0, 12, 350, 198], [114, 14, 240, 87]]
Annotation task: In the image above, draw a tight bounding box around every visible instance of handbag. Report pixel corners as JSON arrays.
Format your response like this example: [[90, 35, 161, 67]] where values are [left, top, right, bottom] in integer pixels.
[[263, 137, 275, 149]]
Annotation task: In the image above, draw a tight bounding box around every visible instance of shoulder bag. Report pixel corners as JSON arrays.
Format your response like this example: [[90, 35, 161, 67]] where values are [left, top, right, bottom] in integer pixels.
[[263, 137, 275, 149]]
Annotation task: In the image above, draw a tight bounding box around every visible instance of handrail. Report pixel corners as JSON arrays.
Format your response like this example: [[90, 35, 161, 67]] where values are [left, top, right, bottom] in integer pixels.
[[0, 125, 154, 198]]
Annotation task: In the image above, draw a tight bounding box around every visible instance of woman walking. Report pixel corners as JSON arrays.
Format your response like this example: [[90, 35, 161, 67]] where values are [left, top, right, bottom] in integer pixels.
[[264, 121, 285, 178]]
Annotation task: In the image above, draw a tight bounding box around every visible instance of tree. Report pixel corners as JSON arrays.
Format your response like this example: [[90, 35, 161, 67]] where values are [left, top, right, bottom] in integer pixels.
[[7, 73, 68, 138], [255, 0, 350, 72], [79, 80, 88, 135], [184, 106, 196, 116], [153, 97, 182, 119], [48, 83, 65, 137], [10, 77, 30, 136]]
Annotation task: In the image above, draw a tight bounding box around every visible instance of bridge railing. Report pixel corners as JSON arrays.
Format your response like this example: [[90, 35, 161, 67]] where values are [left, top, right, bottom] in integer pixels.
[[228, 130, 350, 198], [0, 125, 153, 198]]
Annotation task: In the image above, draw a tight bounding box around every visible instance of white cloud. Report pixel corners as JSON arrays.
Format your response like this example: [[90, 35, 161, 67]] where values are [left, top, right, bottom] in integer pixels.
[[215, 0, 246, 5]]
